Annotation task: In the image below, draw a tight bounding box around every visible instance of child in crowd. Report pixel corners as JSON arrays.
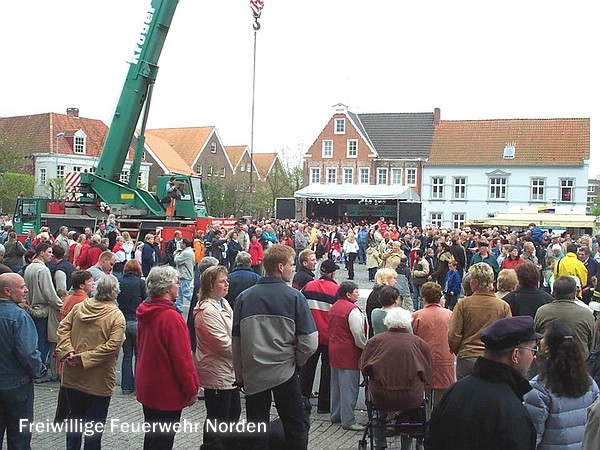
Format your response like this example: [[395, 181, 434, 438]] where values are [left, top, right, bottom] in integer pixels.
[[443, 260, 461, 310]]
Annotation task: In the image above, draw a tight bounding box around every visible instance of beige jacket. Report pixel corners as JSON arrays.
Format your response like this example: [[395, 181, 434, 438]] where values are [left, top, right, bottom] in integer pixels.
[[56, 298, 125, 397], [24, 258, 63, 341]]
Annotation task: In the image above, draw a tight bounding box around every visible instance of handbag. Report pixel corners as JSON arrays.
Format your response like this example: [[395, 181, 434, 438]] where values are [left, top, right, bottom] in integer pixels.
[[29, 304, 50, 319]]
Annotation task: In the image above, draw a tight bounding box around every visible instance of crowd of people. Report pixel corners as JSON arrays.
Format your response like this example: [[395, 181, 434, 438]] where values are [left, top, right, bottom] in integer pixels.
[[1, 214, 600, 449]]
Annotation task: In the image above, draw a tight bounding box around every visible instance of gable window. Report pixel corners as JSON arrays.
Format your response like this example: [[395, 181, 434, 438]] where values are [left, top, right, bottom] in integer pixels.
[[377, 168, 387, 185], [74, 135, 86, 154], [210, 142, 217, 153], [207, 165, 213, 177], [531, 178, 545, 201], [39, 168, 46, 185], [120, 171, 129, 183], [430, 212, 443, 227], [406, 168, 417, 186], [489, 177, 507, 200], [343, 168, 353, 184], [322, 140, 333, 158], [453, 177, 466, 199], [359, 168, 370, 184], [334, 118, 345, 134], [196, 164, 202, 175], [391, 168, 402, 185], [452, 213, 466, 229], [220, 167, 226, 178], [246, 163, 251, 172], [240, 163, 245, 172], [560, 179, 574, 202], [310, 167, 321, 184], [347, 140, 357, 158], [431, 177, 444, 199], [57, 165, 66, 178], [327, 168, 337, 184], [141, 151, 146, 160]]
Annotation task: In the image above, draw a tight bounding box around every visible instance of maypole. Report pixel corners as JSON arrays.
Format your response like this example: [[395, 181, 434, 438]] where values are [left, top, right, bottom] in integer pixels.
[[249, 0, 264, 195]]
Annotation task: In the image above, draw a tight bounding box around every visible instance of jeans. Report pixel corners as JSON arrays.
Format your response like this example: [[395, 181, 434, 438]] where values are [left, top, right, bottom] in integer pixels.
[[121, 321, 138, 393], [0, 382, 34, 450], [412, 285, 423, 311], [32, 317, 50, 365], [202, 388, 241, 450], [300, 344, 331, 412], [65, 388, 111, 450], [358, 243, 366, 264], [175, 278, 191, 313], [245, 372, 307, 450], [142, 405, 182, 450]]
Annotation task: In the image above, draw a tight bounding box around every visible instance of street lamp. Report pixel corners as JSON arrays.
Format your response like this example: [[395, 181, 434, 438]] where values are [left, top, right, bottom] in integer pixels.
[[55, 132, 65, 179]]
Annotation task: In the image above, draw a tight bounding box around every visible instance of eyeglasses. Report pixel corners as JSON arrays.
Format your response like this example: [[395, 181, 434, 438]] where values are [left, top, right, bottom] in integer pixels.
[[518, 345, 539, 356]]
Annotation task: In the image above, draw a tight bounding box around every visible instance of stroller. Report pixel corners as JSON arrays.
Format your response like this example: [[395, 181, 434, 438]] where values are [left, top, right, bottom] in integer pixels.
[[358, 377, 427, 450]]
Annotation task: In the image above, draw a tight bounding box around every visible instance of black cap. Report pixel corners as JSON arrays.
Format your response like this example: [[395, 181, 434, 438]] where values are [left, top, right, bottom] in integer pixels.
[[479, 316, 543, 351], [320, 260, 340, 274]]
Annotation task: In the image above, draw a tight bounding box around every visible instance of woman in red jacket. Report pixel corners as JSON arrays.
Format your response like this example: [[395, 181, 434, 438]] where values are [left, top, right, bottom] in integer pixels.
[[136, 266, 199, 450], [248, 234, 263, 274]]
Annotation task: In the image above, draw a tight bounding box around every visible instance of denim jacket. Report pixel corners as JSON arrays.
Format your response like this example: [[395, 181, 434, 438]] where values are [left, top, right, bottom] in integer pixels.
[[0, 299, 47, 390]]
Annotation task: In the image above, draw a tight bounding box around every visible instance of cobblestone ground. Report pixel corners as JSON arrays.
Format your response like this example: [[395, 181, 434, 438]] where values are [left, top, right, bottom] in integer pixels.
[[5, 261, 418, 449]]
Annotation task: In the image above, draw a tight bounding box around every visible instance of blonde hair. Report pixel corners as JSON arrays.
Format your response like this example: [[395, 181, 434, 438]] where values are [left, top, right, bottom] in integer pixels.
[[497, 269, 518, 292], [375, 267, 397, 285], [468, 262, 495, 291]]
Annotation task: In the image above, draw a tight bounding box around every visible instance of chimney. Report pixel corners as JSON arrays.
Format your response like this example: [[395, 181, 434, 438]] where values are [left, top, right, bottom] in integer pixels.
[[433, 107, 441, 126], [66, 107, 79, 118]]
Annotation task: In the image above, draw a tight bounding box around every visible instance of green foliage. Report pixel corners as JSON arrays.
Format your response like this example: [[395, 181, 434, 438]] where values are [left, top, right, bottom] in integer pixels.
[[0, 131, 28, 175], [590, 194, 600, 216], [43, 177, 67, 200], [0, 172, 35, 214]]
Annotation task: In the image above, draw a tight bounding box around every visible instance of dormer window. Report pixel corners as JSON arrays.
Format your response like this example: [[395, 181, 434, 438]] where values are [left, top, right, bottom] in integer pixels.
[[503, 144, 515, 159], [74, 130, 86, 154], [210, 142, 217, 153]]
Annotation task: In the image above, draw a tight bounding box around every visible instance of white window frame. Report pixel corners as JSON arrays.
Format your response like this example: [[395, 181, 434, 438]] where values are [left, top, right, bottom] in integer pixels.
[[120, 170, 129, 183], [72, 166, 82, 172], [74, 134, 86, 154], [57, 165, 66, 178], [431, 177, 444, 199], [453, 177, 466, 200], [246, 162, 251, 172], [210, 142, 217, 153], [489, 177, 507, 200], [346, 139, 358, 158], [310, 167, 321, 184], [207, 165, 213, 177], [359, 167, 370, 185], [326, 167, 337, 184], [560, 178, 574, 202], [452, 213, 466, 229], [406, 168, 417, 186], [334, 118, 345, 134], [39, 168, 46, 185], [220, 167, 226, 178], [377, 168, 388, 185], [430, 212, 443, 227], [240, 163, 245, 172], [343, 168, 353, 184], [531, 178, 545, 201], [322, 140, 333, 158], [196, 164, 202, 175], [391, 168, 402, 185]]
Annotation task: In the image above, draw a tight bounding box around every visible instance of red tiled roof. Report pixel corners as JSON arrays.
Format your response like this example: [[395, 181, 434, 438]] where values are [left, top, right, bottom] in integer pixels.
[[429, 118, 590, 165], [146, 127, 214, 166], [143, 133, 194, 175], [224, 145, 248, 170], [252, 152, 278, 180]]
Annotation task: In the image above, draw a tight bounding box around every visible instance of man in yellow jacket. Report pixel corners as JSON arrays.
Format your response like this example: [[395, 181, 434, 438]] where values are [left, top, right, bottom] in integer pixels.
[[553, 244, 587, 298]]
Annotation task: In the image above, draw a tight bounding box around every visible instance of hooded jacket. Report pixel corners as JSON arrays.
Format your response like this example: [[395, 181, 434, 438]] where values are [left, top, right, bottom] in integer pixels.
[[135, 297, 199, 411], [56, 298, 125, 397]]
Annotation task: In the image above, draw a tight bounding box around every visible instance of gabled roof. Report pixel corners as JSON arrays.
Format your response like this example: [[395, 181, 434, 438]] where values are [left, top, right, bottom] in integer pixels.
[[355, 112, 435, 160], [429, 118, 590, 166], [224, 145, 248, 171], [145, 126, 215, 166], [141, 132, 194, 175], [252, 153, 278, 180], [0, 112, 119, 157]]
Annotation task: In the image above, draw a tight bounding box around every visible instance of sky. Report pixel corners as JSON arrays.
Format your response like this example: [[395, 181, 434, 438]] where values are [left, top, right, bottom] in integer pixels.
[[1, 0, 598, 176]]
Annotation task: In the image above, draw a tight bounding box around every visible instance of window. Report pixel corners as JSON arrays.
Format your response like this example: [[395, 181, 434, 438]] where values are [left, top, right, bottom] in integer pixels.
[[72, 166, 82, 172], [210, 142, 217, 153], [322, 140, 333, 158], [39, 168, 46, 185], [335, 118, 345, 134], [430, 212, 442, 227], [74, 136, 85, 154], [391, 168, 402, 185], [531, 178, 545, 201], [220, 167, 226, 178], [489, 177, 507, 199], [207, 165, 213, 177], [377, 168, 387, 185], [560, 179, 574, 202], [310, 167, 321, 184], [327, 168, 337, 184], [359, 168, 370, 184], [452, 213, 466, 229], [120, 171, 129, 183], [503, 144, 515, 159], [137, 173, 143, 184], [406, 168, 417, 186], [431, 177, 444, 199], [588, 185, 596, 194], [453, 177, 466, 199], [57, 165, 66, 178], [240, 163, 245, 172], [141, 151, 146, 160], [246, 163, 251, 172], [343, 168, 353, 184], [196, 164, 202, 175], [347, 140, 357, 157]]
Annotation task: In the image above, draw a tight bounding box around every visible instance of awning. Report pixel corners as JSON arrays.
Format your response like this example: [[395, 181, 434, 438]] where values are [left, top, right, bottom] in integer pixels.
[[294, 184, 420, 201], [467, 213, 599, 229]]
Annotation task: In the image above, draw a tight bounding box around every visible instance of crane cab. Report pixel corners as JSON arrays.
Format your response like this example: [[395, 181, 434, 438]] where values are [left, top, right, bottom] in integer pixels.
[[155, 174, 207, 218]]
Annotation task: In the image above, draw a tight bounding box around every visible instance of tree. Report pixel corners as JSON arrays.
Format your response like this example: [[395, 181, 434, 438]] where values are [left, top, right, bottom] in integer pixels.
[[0, 172, 35, 214], [43, 177, 67, 200], [0, 131, 29, 175], [590, 194, 600, 216]]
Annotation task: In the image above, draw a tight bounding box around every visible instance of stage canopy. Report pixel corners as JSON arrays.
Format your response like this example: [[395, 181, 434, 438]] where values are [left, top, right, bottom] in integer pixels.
[[294, 184, 420, 201]]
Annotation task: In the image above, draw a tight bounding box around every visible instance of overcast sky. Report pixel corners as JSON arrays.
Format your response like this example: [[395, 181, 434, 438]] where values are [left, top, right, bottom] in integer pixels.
[[2, 0, 598, 176]]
